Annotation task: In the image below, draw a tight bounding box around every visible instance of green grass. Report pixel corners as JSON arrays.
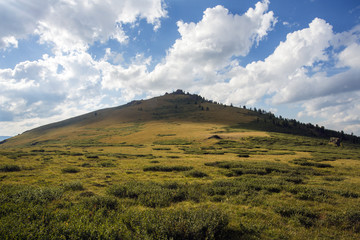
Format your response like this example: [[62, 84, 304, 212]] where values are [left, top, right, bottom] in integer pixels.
[[1, 119, 360, 239]]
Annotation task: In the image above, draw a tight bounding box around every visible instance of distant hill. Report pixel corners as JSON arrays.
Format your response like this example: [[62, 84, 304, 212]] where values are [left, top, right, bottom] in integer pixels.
[[1, 90, 359, 147], [0, 136, 11, 141]]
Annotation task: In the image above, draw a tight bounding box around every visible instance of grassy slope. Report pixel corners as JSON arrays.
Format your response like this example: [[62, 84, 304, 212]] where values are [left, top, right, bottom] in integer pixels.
[[0, 92, 360, 239]]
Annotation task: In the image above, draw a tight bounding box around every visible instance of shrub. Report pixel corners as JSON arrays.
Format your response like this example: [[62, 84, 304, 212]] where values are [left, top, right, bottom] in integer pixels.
[[63, 181, 84, 191], [98, 162, 116, 167], [275, 205, 319, 227], [285, 177, 304, 184], [143, 165, 193, 172], [323, 176, 345, 181], [0, 164, 21, 172], [0, 185, 63, 205], [82, 196, 118, 210], [153, 139, 192, 145], [123, 207, 229, 239], [327, 208, 360, 233], [108, 182, 189, 208], [287, 186, 331, 202], [79, 191, 95, 197], [152, 147, 171, 150], [339, 190, 359, 198], [61, 167, 80, 173], [186, 170, 208, 178], [291, 158, 332, 168]]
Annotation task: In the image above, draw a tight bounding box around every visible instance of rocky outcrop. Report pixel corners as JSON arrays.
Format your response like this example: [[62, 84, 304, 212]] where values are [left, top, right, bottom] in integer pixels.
[[329, 137, 341, 146]]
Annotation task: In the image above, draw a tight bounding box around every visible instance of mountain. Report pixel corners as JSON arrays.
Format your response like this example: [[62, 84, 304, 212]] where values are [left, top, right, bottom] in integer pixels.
[[1, 90, 359, 147]]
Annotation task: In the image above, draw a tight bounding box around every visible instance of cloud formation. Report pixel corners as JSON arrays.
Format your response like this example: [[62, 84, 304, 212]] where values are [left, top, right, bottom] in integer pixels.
[[1, 0, 360, 136], [0, 0, 167, 51]]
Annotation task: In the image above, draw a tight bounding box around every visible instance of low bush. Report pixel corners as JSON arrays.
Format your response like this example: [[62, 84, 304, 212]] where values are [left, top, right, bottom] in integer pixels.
[[61, 167, 80, 173], [107, 182, 189, 208], [186, 170, 208, 178], [82, 196, 118, 210], [285, 177, 304, 184], [275, 205, 319, 227], [63, 181, 84, 191], [0, 164, 21, 172], [98, 162, 116, 167], [123, 207, 229, 239], [326, 207, 360, 232], [291, 158, 333, 168], [153, 139, 192, 145], [85, 154, 99, 159], [287, 186, 331, 202], [152, 147, 171, 150], [143, 165, 193, 172], [0, 185, 63, 205]]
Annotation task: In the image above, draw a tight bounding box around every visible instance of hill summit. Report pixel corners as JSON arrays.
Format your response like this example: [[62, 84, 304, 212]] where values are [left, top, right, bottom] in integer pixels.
[[1, 90, 359, 147]]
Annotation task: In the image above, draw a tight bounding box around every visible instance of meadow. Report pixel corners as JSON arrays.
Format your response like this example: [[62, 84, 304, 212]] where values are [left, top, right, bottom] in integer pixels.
[[0, 92, 360, 239], [1, 119, 360, 239]]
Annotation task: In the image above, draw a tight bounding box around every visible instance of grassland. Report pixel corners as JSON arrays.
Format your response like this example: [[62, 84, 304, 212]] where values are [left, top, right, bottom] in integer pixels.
[[1, 92, 360, 239]]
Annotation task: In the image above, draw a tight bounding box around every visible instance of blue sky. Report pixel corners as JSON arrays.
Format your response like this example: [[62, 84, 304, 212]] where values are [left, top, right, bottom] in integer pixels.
[[0, 0, 360, 137]]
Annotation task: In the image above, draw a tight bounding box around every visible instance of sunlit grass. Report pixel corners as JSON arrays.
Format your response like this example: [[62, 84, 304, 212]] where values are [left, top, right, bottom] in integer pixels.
[[1, 119, 360, 239]]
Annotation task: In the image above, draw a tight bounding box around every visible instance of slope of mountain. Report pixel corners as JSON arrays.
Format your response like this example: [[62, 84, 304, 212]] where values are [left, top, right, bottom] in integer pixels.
[[1, 90, 358, 148]]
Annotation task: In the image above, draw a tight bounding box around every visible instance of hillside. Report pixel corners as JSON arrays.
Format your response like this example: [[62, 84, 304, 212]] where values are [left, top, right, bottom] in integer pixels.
[[1, 90, 360, 239], [1, 90, 358, 148]]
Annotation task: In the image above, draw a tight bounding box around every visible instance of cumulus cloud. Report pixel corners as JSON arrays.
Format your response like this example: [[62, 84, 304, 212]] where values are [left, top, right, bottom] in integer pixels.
[[143, 1, 276, 91], [1, 0, 360, 136], [0, 0, 167, 51]]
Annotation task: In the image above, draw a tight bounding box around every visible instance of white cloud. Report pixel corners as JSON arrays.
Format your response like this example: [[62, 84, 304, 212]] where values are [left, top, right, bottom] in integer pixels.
[[299, 92, 360, 135], [194, 17, 360, 134], [199, 18, 334, 104], [145, 1, 276, 91], [1, 0, 360, 136], [0, 0, 167, 51]]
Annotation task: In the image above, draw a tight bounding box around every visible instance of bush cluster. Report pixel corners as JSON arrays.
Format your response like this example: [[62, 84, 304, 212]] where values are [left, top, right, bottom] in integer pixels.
[[0, 164, 21, 172], [0, 184, 229, 239], [143, 165, 193, 172]]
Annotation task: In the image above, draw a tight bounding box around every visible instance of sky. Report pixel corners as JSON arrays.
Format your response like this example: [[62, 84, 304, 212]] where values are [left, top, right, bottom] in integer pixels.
[[0, 0, 360, 137]]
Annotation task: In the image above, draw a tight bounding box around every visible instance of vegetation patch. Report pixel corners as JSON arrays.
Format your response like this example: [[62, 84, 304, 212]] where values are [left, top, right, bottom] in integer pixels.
[[143, 165, 193, 172], [123, 207, 229, 239], [63, 181, 84, 191], [153, 139, 192, 145], [61, 167, 80, 173], [152, 147, 171, 150], [85, 154, 99, 159], [98, 161, 116, 167], [291, 158, 333, 168], [0, 164, 21, 172], [186, 170, 209, 178], [274, 205, 319, 227]]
